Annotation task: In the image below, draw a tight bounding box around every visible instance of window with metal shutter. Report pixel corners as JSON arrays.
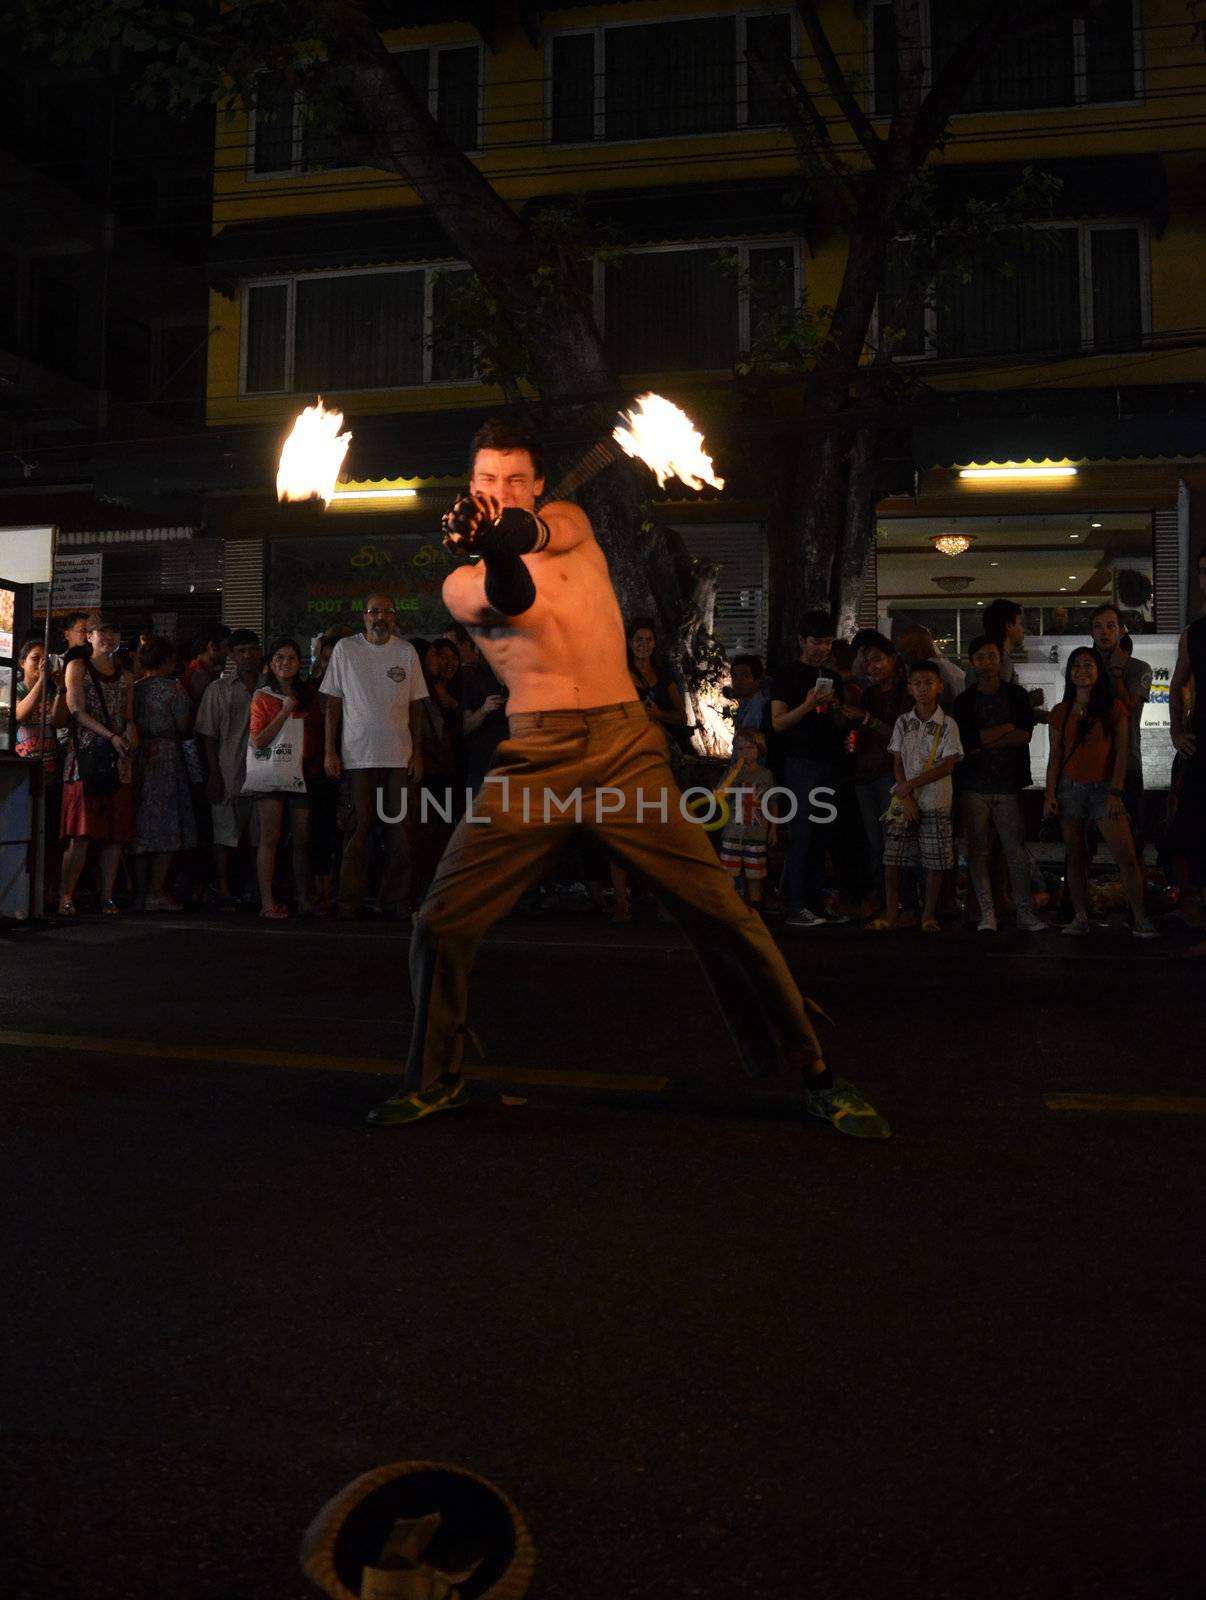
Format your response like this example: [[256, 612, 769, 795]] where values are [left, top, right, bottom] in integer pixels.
[[673, 524, 768, 655]]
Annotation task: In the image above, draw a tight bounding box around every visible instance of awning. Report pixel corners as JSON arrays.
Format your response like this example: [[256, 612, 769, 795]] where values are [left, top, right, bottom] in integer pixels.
[[57, 526, 196, 546], [87, 409, 482, 510], [522, 180, 811, 247], [931, 155, 1169, 232], [209, 210, 458, 297], [913, 385, 1206, 469], [210, 180, 812, 296]]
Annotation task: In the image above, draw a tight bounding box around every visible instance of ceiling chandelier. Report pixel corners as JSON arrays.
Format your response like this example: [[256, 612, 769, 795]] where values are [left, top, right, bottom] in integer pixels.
[[932, 574, 974, 593], [932, 533, 975, 557]]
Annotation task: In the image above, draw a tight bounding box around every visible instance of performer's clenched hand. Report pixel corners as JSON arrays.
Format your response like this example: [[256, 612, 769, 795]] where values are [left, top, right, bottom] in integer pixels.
[[442, 491, 502, 549]]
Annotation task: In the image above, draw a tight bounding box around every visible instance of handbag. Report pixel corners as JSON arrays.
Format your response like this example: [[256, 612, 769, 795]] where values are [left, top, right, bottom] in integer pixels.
[[881, 720, 945, 832], [71, 662, 122, 798], [242, 693, 306, 795], [179, 734, 206, 787]]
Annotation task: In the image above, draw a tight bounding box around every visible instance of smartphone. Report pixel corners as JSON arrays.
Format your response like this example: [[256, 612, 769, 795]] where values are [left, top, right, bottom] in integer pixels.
[[814, 675, 835, 700]]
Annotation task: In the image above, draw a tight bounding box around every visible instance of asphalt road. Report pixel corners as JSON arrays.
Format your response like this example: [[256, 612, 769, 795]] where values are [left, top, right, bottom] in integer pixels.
[[1, 905, 1202, 1600]]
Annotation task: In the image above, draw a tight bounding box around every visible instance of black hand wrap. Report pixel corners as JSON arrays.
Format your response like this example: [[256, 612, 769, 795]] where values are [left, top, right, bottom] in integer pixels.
[[441, 500, 549, 616], [483, 548, 536, 615], [441, 498, 550, 556]]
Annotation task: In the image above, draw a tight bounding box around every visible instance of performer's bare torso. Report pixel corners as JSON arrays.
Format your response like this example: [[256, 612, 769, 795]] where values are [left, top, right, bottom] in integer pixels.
[[442, 461, 638, 713]]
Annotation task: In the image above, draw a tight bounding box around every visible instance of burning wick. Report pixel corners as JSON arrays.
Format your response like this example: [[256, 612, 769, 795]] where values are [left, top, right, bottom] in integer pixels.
[[542, 392, 725, 503], [276, 399, 352, 504], [612, 392, 724, 492]]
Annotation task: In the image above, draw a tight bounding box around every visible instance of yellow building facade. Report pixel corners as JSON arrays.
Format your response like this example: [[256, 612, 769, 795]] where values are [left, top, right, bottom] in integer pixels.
[[205, 0, 1206, 699]]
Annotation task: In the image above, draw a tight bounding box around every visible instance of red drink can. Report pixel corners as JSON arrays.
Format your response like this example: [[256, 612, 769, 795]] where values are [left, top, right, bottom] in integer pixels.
[[845, 727, 861, 755]]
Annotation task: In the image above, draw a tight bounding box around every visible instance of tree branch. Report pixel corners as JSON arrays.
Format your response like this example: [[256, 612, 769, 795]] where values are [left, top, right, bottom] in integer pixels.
[[910, 0, 1098, 163], [325, 6, 536, 278], [747, 39, 857, 228], [793, 0, 883, 164]]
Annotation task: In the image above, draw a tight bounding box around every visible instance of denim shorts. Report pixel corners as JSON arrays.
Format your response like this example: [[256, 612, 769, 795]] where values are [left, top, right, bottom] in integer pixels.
[[1057, 777, 1111, 822]]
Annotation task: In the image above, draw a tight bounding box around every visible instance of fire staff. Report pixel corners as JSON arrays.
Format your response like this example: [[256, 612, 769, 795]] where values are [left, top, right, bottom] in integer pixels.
[[368, 415, 889, 1139]]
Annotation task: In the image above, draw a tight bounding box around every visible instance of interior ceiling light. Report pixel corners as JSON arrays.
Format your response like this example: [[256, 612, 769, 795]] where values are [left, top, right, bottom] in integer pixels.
[[1091, 521, 1102, 528], [932, 574, 974, 593], [958, 463, 1078, 481], [932, 533, 975, 557], [1069, 533, 1080, 539], [976, 600, 984, 606], [990, 560, 1000, 567], [1059, 587, 1067, 592]]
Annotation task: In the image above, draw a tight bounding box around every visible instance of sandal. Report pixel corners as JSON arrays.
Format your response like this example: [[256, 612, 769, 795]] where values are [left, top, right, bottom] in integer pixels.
[[259, 904, 289, 921], [920, 918, 942, 933], [101, 899, 122, 917], [144, 897, 185, 913], [866, 916, 899, 932], [216, 896, 240, 914], [56, 897, 78, 918]]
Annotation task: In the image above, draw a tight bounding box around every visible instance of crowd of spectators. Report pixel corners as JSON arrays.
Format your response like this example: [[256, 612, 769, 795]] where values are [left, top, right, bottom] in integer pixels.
[[12, 564, 1205, 947]]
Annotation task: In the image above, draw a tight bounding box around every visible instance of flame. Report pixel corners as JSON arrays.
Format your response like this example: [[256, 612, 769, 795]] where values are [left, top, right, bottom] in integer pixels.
[[612, 393, 724, 492], [276, 399, 352, 504]]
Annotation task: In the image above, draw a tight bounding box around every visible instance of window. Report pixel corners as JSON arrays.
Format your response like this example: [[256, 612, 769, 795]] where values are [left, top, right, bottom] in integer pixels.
[[548, 11, 792, 144], [882, 223, 1147, 361], [869, 0, 1138, 117], [394, 45, 482, 152], [250, 72, 363, 176], [240, 265, 477, 394], [601, 241, 798, 373], [250, 44, 481, 174]]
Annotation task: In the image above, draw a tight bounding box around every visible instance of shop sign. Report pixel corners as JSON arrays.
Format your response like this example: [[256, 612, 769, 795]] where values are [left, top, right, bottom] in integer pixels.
[[269, 535, 454, 645], [32, 553, 103, 617]]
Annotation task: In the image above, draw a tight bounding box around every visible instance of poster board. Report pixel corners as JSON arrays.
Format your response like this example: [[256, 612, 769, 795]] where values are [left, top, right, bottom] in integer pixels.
[[32, 551, 102, 617]]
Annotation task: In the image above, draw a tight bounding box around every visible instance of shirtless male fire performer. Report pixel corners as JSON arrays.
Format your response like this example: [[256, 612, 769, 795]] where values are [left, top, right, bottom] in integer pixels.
[[368, 417, 889, 1139]]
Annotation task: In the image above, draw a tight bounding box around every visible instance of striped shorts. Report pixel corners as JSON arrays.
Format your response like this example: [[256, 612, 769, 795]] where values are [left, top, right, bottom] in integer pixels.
[[719, 838, 769, 880]]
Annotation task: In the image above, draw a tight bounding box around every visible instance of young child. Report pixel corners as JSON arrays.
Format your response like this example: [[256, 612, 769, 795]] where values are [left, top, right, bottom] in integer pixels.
[[875, 659, 963, 932], [716, 730, 778, 909]]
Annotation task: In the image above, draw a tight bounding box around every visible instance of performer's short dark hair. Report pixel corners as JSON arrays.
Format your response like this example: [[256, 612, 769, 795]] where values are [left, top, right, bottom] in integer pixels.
[[470, 416, 545, 480]]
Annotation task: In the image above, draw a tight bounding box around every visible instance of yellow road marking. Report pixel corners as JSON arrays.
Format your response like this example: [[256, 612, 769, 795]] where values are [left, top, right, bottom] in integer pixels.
[[0, 1028, 665, 1093], [1045, 1092, 1206, 1116]]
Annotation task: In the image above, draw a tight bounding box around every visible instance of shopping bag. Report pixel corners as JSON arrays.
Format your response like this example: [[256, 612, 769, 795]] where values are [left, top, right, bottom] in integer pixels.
[[243, 696, 306, 794]]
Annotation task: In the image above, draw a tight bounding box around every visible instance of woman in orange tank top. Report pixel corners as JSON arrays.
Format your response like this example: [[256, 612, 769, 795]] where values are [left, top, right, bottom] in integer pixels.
[[1044, 647, 1156, 938]]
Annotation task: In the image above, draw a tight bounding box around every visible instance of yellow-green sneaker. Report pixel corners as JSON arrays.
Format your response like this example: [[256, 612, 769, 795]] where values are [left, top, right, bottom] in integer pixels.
[[367, 1076, 469, 1127], [805, 1076, 891, 1140]]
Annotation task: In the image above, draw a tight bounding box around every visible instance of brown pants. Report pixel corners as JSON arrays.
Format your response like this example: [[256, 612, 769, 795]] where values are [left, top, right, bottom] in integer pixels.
[[339, 767, 412, 916], [405, 703, 823, 1089]]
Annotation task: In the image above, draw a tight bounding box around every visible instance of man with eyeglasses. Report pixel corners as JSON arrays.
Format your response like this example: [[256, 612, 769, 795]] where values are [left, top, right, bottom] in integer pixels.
[[322, 593, 428, 920]]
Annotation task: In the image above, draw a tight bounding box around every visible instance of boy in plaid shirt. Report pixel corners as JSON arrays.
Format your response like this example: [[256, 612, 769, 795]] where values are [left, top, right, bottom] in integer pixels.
[[875, 660, 963, 933]]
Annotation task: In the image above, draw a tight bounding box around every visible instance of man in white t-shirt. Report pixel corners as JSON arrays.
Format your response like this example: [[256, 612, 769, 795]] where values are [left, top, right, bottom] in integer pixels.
[[322, 594, 428, 919]]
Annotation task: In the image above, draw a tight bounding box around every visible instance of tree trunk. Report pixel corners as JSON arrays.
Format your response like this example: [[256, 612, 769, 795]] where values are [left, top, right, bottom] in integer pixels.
[[776, 214, 891, 654], [336, 28, 701, 648], [777, 394, 851, 653], [833, 423, 881, 639]]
